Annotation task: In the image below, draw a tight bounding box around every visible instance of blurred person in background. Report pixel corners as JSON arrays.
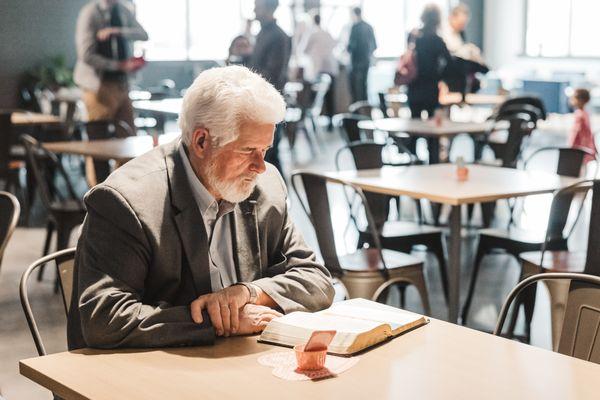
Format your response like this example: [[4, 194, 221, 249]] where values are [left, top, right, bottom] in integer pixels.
[[249, 0, 291, 174], [347, 7, 377, 102], [441, 3, 488, 96], [75, 0, 148, 181], [227, 35, 253, 66], [300, 13, 338, 130], [568, 88, 597, 164]]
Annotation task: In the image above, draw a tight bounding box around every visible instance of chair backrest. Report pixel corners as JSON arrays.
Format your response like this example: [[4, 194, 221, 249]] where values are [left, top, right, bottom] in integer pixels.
[[495, 96, 547, 121], [525, 146, 594, 178], [335, 140, 417, 228], [332, 113, 370, 144], [290, 171, 389, 278], [20, 248, 76, 356], [0, 191, 19, 271], [80, 119, 134, 140], [494, 113, 533, 168], [348, 101, 375, 118], [539, 180, 599, 271], [21, 134, 80, 212], [495, 273, 600, 365], [0, 111, 13, 178]]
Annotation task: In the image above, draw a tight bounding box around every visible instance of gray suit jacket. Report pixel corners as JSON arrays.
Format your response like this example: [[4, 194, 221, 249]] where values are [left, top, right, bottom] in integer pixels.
[[67, 140, 334, 350]]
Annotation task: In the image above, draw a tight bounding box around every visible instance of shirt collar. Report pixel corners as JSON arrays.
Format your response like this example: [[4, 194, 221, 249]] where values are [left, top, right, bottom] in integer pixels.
[[178, 143, 235, 217]]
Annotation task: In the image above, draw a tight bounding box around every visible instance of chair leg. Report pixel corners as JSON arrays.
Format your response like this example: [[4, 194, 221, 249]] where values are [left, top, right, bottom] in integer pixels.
[[410, 271, 431, 316], [428, 235, 449, 303], [37, 220, 56, 281], [398, 284, 406, 308], [461, 238, 489, 325], [54, 222, 76, 293], [480, 201, 496, 227]]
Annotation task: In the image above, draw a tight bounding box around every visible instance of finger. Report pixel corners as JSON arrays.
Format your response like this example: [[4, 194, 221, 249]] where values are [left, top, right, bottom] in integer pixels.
[[220, 303, 231, 337], [207, 302, 224, 336], [230, 302, 240, 334], [190, 299, 206, 324], [259, 309, 283, 318], [255, 320, 269, 333]]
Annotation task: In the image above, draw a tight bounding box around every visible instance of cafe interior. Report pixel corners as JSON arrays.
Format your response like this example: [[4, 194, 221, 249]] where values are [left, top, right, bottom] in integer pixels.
[[1, 0, 600, 398]]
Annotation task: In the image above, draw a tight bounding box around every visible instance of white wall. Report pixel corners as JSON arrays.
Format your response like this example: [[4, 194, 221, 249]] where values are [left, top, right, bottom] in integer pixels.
[[483, 0, 600, 82]]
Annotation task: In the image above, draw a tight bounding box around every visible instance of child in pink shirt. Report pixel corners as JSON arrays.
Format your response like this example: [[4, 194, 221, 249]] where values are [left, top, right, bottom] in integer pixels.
[[568, 88, 597, 163]]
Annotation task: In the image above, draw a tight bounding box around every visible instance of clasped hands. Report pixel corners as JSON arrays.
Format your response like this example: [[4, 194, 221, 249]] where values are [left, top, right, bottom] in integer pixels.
[[190, 285, 281, 337]]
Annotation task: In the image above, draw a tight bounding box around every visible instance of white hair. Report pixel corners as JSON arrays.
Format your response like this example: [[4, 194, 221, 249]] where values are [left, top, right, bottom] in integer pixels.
[[179, 65, 286, 147]]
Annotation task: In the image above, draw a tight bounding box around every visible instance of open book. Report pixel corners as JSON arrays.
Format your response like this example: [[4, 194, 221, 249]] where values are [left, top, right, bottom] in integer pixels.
[[259, 298, 428, 355]]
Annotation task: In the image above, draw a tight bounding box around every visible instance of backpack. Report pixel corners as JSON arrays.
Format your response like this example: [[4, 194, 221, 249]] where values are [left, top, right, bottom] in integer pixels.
[[394, 44, 417, 86]]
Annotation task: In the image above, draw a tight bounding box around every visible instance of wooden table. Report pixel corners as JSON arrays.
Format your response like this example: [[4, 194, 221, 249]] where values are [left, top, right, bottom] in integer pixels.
[[358, 118, 493, 163], [43, 133, 181, 164], [20, 318, 600, 399], [11, 111, 61, 125], [322, 164, 580, 322]]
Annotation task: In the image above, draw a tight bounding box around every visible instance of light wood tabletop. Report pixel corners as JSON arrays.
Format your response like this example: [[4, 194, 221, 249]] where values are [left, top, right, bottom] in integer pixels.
[[43, 133, 181, 163], [322, 163, 579, 206], [11, 112, 61, 125], [19, 318, 600, 400], [132, 98, 182, 115], [320, 163, 580, 323], [357, 118, 493, 137]]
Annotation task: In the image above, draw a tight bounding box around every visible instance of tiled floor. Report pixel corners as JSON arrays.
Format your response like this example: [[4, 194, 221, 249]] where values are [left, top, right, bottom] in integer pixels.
[[0, 111, 592, 398]]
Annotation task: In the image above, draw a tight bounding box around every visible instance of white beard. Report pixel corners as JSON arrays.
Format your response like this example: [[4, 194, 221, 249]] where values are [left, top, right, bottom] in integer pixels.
[[206, 159, 257, 203]]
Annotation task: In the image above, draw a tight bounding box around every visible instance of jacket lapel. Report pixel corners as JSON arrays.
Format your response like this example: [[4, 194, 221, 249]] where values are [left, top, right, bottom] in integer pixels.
[[232, 193, 262, 283], [165, 144, 212, 295]]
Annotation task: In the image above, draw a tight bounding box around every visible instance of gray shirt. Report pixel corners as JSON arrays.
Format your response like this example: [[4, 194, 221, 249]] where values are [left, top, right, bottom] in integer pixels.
[[179, 144, 237, 291]]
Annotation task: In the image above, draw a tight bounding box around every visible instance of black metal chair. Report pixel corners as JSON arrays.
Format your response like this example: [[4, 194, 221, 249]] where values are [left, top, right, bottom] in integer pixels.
[[463, 149, 593, 325], [517, 179, 600, 348], [335, 141, 448, 302], [331, 113, 370, 144], [291, 171, 431, 314], [21, 135, 85, 287], [20, 248, 76, 356], [0, 191, 19, 272], [495, 272, 600, 365]]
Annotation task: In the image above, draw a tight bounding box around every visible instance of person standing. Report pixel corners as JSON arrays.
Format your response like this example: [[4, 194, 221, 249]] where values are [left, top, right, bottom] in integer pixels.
[[406, 4, 452, 121], [347, 7, 377, 103], [300, 14, 338, 128], [249, 0, 291, 174], [441, 3, 488, 96], [75, 0, 148, 132]]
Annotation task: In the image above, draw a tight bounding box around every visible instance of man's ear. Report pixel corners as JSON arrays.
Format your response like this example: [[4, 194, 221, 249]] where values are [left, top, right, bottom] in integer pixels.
[[189, 128, 209, 158]]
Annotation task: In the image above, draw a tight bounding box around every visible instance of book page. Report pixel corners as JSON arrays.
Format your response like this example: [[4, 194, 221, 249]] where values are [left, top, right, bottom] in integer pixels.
[[273, 311, 383, 333], [324, 298, 423, 332]]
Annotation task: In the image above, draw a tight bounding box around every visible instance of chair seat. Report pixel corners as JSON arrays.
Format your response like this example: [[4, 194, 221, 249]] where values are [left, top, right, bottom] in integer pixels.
[[338, 248, 422, 273], [479, 226, 546, 245], [377, 220, 442, 238], [520, 251, 587, 273]]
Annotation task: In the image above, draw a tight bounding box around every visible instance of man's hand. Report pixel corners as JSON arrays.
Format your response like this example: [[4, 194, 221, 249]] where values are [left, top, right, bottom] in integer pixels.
[[236, 304, 282, 335], [190, 285, 251, 337], [96, 27, 121, 41]]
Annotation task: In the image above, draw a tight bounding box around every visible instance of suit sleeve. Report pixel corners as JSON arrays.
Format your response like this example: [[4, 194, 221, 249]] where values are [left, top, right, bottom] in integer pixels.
[[74, 186, 215, 349], [252, 175, 335, 314]]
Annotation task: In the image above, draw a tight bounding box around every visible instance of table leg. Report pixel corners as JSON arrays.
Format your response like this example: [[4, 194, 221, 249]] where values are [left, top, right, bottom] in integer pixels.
[[448, 205, 462, 323]]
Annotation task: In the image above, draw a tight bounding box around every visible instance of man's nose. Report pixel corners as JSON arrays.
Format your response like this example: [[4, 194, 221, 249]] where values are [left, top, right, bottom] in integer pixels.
[[249, 151, 266, 174]]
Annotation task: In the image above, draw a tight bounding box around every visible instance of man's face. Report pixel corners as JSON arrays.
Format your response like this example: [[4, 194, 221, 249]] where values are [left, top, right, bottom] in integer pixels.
[[203, 120, 275, 203], [254, 0, 269, 22], [450, 12, 469, 32]]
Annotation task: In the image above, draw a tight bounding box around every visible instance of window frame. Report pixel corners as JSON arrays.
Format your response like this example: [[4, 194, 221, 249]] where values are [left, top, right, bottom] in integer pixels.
[[522, 0, 600, 59]]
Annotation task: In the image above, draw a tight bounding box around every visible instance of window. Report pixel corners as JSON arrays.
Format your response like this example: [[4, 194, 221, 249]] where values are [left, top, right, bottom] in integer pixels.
[[525, 0, 600, 58], [134, 0, 451, 61]]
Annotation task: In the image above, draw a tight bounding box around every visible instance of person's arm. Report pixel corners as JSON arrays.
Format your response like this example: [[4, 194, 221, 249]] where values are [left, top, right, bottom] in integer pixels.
[[75, 185, 215, 349], [119, 5, 149, 41], [347, 24, 357, 53], [251, 175, 335, 314], [76, 6, 121, 72]]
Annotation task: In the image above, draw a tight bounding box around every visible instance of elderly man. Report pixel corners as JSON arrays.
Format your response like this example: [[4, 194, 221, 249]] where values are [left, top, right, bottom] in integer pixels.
[[67, 66, 334, 350]]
